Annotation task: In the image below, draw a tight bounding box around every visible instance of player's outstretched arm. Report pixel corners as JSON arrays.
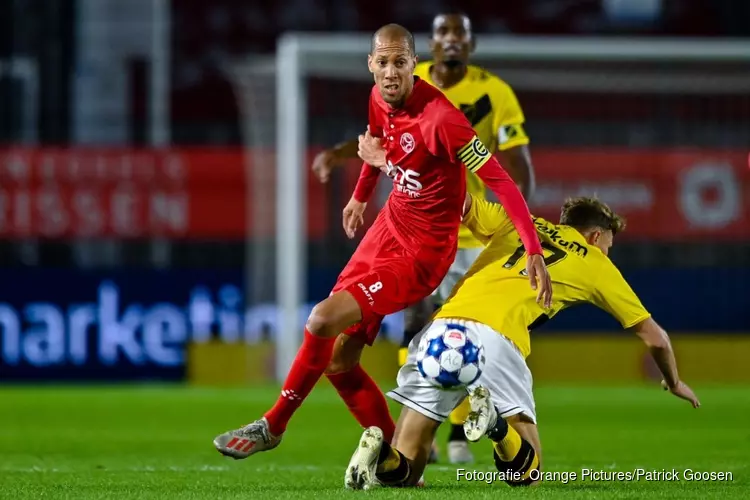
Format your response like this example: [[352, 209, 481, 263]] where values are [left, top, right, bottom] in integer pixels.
[[461, 193, 511, 243], [428, 106, 551, 306], [629, 318, 700, 408], [492, 81, 535, 200], [311, 139, 359, 183], [471, 154, 540, 256], [472, 155, 552, 308], [497, 145, 535, 201], [314, 85, 386, 183]]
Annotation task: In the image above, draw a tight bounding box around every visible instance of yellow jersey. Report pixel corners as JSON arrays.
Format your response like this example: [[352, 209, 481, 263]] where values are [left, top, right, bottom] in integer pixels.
[[414, 62, 530, 249], [435, 198, 651, 358]]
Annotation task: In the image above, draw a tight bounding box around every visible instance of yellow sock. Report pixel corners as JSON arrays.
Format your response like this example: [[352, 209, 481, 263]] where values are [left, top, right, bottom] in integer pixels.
[[398, 347, 408, 367], [377, 445, 402, 473], [376, 444, 411, 485], [492, 425, 539, 484], [449, 398, 471, 425], [493, 424, 522, 461]]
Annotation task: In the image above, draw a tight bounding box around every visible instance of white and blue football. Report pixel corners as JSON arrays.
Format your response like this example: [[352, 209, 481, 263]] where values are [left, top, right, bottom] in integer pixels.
[[416, 323, 485, 389]]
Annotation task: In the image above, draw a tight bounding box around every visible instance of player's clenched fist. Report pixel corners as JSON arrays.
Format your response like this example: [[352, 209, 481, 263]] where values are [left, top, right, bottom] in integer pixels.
[[342, 197, 367, 239], [357, 128, 387, 168], [312, 149, 338, 184], [526, 254, 553, 309]]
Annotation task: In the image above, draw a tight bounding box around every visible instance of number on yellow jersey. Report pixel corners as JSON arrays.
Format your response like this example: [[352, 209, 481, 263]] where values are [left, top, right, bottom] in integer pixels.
[[503, 242, 568, 276]]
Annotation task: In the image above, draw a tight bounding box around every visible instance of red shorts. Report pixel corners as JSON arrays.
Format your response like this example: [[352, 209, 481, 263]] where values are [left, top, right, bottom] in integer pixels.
[[331, 214, 456, 345]]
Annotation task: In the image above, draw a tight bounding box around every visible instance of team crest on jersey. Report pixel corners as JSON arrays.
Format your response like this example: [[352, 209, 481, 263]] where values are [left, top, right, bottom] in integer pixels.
[[400, 132, 415, 154]]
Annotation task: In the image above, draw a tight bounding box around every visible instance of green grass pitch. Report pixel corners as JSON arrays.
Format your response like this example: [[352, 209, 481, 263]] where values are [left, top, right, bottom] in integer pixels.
[[1, 384, 748, 499]]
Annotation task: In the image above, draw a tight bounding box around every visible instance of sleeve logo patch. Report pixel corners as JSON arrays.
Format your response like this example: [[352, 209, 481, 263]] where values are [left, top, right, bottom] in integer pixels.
[[499, 124, 521, 144]]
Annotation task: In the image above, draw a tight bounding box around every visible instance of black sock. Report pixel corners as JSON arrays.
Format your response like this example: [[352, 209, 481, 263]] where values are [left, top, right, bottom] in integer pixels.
[[377, 441, 394, 465], [448, 423, 467, 442], [486, 410, 510, 442]]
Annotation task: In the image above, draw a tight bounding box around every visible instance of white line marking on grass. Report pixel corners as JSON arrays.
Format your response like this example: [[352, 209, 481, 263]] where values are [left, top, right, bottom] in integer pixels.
[[1, 464, 327, 473], [3, 463, 469, 473]]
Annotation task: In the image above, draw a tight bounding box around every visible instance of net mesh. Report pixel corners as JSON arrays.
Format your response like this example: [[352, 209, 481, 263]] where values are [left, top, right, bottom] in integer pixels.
[[228, 59, 278, 343]]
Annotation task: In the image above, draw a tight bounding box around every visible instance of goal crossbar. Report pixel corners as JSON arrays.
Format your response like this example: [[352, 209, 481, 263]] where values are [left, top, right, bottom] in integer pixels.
[[273, 33, 750, 381]]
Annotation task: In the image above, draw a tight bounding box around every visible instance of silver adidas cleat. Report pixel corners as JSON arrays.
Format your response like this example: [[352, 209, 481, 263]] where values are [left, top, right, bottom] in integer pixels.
[[344, 426, 384, 490], [447, 440, 474, 464], [463, 386, 498, 442], [213, 417, 282, 459]]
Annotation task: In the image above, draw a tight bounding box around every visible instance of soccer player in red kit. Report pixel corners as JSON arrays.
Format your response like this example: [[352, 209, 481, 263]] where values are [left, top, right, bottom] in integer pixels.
[[213, 24, 552, 460]]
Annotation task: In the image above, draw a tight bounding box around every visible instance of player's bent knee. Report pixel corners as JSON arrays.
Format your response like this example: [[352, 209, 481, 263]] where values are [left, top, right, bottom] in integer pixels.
[[305, 304, 333, 337], [306, 293, 362, 337]]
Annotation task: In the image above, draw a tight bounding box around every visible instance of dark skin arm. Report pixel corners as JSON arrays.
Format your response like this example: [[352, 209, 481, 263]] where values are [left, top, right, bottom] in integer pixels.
[[311, 139, 359, 183], [629, 317, 700, 408], [495, 144, 535, 201]]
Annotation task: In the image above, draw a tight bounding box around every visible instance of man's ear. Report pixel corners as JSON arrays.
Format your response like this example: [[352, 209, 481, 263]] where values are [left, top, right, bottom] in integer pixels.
[[588, 229, 602, 246]]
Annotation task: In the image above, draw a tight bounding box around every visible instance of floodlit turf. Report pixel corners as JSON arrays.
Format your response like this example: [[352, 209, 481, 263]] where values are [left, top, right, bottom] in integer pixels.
[[0, 384, 748, 499]]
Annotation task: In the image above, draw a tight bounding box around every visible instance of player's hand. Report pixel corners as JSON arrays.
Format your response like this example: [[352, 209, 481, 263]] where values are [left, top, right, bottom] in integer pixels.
[[312, 149, 339, 184], [342, 197, 366, 239], [357, 128, 386, 168], [661, 380, 701, 408], [526, 254, 553, 309]]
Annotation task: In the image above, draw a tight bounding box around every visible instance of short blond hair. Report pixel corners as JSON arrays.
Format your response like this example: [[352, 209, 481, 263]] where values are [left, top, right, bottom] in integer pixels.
[[559, 197, 626, 235]]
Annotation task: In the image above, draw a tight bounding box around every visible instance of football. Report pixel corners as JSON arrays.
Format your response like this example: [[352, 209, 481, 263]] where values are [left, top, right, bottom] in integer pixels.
[[416, 323, 485, 389]]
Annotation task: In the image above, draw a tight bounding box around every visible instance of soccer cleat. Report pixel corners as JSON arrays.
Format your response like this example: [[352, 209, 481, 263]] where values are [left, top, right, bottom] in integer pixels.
[[213, 417, 281, 459], [447, 441, 474, 464], [463, 386, 498, 442], [344, 427, 384, 491]]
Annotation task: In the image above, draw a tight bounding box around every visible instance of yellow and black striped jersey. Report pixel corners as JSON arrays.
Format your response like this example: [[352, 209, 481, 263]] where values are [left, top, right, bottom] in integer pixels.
[[415, 62, 530, 248]]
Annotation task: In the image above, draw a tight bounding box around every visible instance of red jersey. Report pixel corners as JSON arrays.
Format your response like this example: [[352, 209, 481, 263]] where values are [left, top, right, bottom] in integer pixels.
[[353, 77, 542, 257]]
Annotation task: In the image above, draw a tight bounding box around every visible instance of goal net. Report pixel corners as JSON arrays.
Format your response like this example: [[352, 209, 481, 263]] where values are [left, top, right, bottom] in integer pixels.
[[231, 34, 750, 382]]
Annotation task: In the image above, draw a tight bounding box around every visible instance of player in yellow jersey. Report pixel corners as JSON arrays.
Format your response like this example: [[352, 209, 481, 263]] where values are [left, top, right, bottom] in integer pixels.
[[312, 12, 535, 464], [343, 194, 700, 490]]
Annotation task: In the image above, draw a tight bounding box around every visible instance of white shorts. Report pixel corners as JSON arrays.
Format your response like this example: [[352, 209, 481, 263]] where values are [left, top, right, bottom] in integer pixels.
[[432, 247, 484, 304], [386, 318, 537, 424]]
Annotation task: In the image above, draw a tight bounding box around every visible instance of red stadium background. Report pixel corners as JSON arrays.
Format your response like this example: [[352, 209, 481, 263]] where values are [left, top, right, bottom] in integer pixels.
[[1, 148, 747, 241]]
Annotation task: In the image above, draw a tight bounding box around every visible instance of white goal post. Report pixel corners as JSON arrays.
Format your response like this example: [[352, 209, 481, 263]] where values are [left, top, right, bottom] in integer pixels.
[[272, 33, 750, 382]]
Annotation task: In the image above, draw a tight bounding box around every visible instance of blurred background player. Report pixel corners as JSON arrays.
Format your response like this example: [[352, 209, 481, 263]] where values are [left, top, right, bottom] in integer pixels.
[[311, 13, 536, 464], [214, 24, 549, 461], [344, 194, 700, 490]]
